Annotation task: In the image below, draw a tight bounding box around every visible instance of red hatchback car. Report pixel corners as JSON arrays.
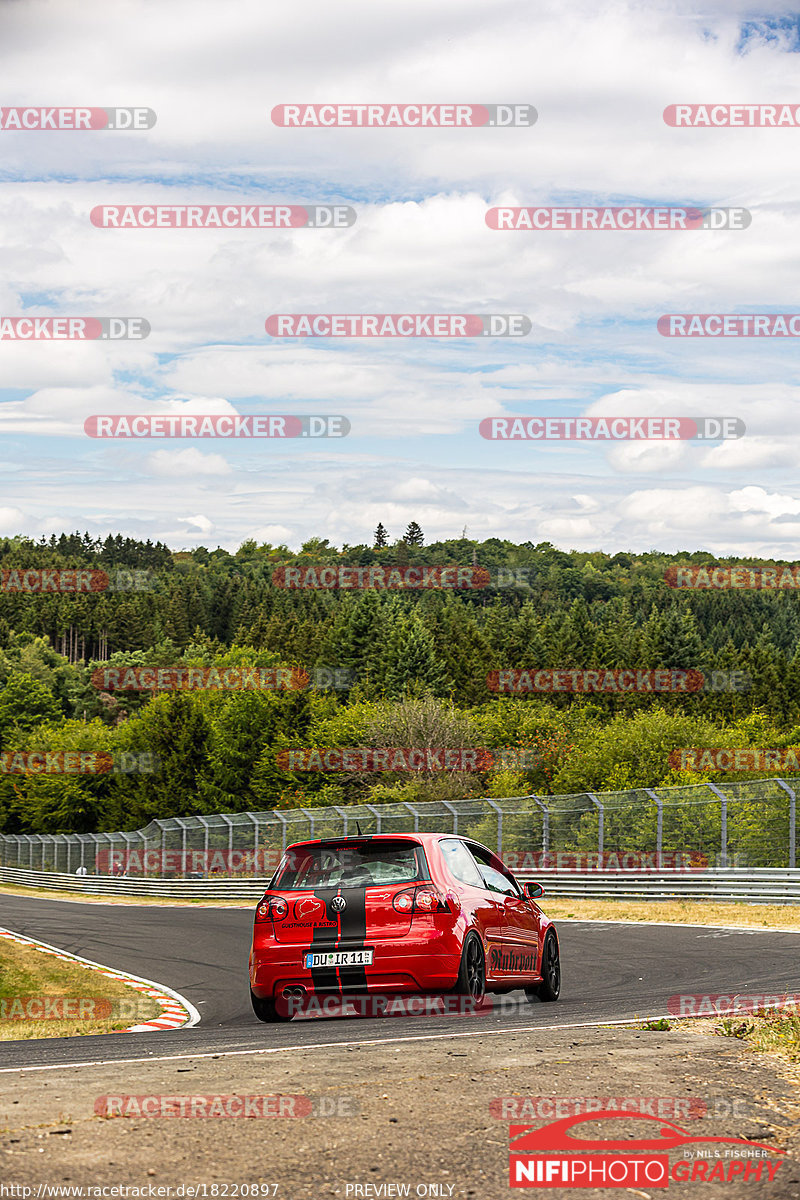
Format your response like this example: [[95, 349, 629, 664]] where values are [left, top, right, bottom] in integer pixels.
[[249, 832, 560, 1021]]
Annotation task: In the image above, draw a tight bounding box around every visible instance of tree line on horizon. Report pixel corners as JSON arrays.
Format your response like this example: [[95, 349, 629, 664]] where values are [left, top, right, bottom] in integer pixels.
[[1, 530, 800, 836]]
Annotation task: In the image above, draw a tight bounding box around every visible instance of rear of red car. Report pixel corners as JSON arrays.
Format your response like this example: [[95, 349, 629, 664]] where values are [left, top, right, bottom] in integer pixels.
[[249, 835, 464, 1013]]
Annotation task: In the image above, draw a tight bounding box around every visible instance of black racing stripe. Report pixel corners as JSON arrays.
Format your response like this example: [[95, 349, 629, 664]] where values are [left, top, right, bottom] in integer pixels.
[[308, 888, 341, 993], [335, 887, 369, 990]]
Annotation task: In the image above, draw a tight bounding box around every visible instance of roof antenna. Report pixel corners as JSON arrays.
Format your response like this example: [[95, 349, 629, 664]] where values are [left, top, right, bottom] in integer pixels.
[[356, 821, 363, 836]]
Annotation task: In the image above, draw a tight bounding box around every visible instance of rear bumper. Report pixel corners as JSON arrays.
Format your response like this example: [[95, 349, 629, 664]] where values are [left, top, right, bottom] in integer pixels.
[[250, 930, 463, 999]]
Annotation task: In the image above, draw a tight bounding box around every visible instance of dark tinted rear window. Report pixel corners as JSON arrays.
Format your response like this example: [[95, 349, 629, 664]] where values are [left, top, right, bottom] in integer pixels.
[[273, 841, 427, 890]]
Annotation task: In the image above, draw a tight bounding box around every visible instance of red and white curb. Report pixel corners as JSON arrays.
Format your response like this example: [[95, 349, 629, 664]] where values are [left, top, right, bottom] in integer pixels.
[[0, 926, 200, 1032]]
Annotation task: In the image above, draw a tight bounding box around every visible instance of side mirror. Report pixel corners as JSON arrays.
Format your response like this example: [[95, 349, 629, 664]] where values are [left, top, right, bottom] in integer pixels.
[[524, 882, 544, 899]]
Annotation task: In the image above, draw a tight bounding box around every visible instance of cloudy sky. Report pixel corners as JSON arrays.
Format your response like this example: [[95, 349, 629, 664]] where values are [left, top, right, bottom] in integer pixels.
[[1, 0, 800, 555]]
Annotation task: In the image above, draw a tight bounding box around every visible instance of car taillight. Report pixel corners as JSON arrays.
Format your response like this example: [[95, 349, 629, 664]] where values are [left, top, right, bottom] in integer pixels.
[[392, 886, 460, 916], [256, 895, 288, 922]]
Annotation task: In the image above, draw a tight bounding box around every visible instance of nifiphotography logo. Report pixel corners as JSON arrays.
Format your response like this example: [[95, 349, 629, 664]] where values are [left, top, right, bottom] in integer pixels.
[[508, 1111, 786, 1188]]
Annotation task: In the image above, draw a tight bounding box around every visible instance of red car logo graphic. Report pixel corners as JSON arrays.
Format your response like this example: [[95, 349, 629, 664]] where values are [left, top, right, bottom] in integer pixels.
[[510, 1111, 785, 1155]]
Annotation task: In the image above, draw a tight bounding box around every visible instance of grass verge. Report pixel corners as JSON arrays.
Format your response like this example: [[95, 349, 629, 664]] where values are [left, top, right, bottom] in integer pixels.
[[0, 937, 161, 1040], [712, 1010, 800, 1062], [649, 1010, 800, 1066], [543, 897, 800, 929]]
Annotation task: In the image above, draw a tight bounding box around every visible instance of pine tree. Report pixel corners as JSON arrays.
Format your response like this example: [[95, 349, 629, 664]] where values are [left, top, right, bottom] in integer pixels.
[[373, 523, 388, 549], [382, 614, 449, 698], [554, 598, 595, 667], [659, 606, 704, 669], [504, 601, 546, 667], [324, 591, 383, 680], [403, 521, 424, 546]]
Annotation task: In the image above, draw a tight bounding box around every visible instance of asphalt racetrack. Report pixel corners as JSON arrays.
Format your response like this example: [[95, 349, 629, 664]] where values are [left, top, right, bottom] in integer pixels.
[[2, 892, 800, 1070]]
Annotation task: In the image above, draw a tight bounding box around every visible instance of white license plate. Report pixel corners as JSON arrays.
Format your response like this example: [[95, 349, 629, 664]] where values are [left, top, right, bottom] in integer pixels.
[[304, 949, 373, 969]]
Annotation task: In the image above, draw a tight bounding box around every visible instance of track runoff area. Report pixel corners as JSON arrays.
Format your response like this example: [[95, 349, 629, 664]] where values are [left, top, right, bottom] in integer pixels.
[[0, 892, 799, 1193]]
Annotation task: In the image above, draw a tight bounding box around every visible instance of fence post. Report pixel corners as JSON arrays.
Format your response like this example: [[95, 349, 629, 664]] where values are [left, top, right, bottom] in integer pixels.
[[299, 808, 317, 840], [332, 806, 349, 838], [527, 794, 550, 855], [364, 804, 383, 834], [151, 820, 168, 877], [587, 794, 604, 856], [441, 800, 458, 836], [644, 789, 663, 858], [273, 811, 288, 854], [219, 815, 234, 877], [485, 799, 503, 856], [199, 816, 210, 877], [175, 818, 189, 876], [775, 779, 796, 869], [245, 813, 259, 871], [403, 803, 420, 833], [704, 782, 728, 867]]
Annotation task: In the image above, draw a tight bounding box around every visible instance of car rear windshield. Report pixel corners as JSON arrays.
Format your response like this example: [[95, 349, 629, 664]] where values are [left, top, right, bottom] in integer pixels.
[[273, 841, 427, 890]]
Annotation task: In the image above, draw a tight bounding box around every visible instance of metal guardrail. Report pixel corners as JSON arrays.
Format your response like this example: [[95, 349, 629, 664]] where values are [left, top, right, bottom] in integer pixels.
[[4, 865, 800, 904], [0, 866, 264, 900]]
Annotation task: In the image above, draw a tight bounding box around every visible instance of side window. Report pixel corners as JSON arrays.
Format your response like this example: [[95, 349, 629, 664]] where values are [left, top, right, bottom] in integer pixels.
[[439, 838, 484, 887], [467, 843, 521, 897]]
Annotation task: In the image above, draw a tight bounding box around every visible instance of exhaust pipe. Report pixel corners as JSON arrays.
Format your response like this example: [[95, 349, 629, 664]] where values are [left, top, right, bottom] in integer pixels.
[[282, 985, 307, 1000]]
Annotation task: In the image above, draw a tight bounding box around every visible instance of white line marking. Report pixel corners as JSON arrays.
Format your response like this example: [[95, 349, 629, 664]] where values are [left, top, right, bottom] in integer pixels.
[[557, 917, 800, 934], [0, 1013, 691, 1074]]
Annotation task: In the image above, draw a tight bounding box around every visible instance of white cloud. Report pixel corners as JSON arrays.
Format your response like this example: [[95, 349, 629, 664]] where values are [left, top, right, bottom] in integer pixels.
[[1, 0, 799, 551], [175, 514, 216, 534], [147, 449, 232, 477]]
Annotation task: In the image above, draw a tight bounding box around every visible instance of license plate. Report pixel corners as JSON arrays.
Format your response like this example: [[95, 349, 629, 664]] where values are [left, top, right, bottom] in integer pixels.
[[304, 949, 373, 969]]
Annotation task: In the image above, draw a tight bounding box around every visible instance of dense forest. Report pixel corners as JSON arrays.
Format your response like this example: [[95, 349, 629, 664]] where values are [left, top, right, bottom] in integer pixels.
[[1, 529, 800, 834]]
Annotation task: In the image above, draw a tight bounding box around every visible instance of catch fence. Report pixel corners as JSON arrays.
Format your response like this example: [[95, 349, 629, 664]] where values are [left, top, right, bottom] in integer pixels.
[[0, 777, 795, 876]]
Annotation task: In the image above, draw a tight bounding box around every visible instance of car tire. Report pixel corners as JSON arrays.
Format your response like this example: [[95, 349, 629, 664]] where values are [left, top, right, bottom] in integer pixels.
[[454, 932, 486, 1002], [524, 930, 560, 1003], [250, 989, 294, 1023]]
